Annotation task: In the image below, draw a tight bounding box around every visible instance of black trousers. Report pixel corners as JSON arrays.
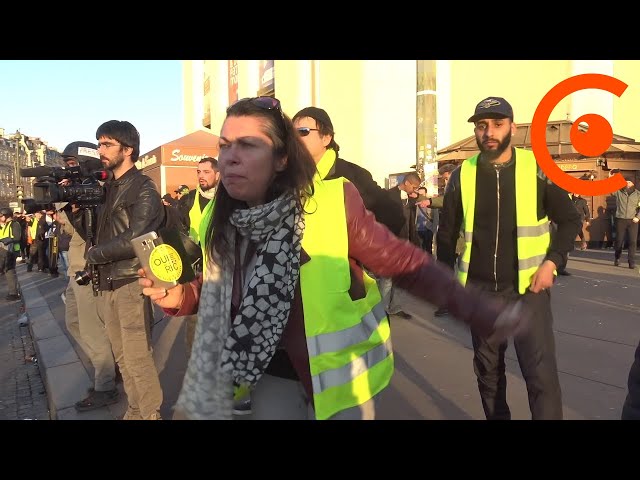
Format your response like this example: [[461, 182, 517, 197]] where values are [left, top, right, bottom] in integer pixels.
[[35, 240, 49, 271], [2, 249, 19, 296], [614, 218, 638, 266], [622, 340, 640, 420], [417, 229, 434, 254], [469, 285, 563, 420]]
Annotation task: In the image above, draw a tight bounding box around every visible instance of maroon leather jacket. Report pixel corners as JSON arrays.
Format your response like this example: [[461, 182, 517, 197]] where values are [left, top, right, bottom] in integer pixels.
[[167, 182, 506, 402]]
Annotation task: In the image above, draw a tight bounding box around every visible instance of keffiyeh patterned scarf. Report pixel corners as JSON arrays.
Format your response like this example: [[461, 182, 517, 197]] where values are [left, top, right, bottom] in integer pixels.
[[175, 192, 304, 419]]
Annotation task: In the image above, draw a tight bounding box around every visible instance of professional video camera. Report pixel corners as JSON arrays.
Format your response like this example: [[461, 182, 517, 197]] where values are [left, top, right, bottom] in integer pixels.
[[19, 142, 109, 214], [20, 141, 109, 295]]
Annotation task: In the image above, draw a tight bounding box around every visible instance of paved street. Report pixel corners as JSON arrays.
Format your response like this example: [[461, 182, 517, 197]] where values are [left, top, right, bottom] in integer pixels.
[[0, 263, 50, 420], [14, 265, 187, 420], [3, 246, 639, 420], [378, 247, 640, 420]]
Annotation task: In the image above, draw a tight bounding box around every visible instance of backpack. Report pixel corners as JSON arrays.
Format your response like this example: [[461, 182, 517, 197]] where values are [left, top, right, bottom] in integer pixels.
[[160, 202, 188, 235], [125, 173, 188, 235], [57, 230, 72, 252], [125, 174, 201, 271]]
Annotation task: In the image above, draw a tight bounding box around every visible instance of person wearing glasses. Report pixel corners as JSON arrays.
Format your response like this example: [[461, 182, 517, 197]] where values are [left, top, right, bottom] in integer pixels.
[[138, 96, 530, 420], [174, 184, 191, 201], [292, 106, 404, 236], [381, 171, 423, 319], [72, 120, 164, 420], [292, 106, 411, 320], [57, 142, 120, 413], [436, 97, 581, 420]]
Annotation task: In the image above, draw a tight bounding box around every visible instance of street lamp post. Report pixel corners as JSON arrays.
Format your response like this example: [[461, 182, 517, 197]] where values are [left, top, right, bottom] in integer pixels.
[[12, 131, 25, 209], [13, 131, 21, 198]]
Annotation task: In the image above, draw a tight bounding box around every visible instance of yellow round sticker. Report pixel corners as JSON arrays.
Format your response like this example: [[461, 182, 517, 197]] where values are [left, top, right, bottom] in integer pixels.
[[149, 244, 183, 283]]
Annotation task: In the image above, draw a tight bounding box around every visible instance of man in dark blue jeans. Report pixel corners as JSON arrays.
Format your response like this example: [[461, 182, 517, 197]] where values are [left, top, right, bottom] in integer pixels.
[[415, 187, 434, 254]]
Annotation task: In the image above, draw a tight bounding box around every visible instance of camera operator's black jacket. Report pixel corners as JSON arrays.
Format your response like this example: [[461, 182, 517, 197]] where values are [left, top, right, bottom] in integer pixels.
[[72, 166, 164, 290]]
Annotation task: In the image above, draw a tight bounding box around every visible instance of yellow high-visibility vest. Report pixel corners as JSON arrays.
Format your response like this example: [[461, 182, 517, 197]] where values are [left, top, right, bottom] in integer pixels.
[[200, 178, 393, 419], [457, 148, 551, 294], [0, 220, 21, 253], [188, 190, 212, 245], [300, 176, 393, 420]]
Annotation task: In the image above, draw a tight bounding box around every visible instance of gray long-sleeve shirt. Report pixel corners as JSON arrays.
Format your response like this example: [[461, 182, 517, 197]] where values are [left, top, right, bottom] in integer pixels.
[[613, 187, 640, 220]]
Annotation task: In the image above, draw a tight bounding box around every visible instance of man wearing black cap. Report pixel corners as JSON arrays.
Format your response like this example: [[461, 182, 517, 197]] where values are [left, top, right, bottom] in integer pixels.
[[58, 142, 119, 412], [174, 184, 191, 201], [292, 106, 404, 235], [611, 174, 640, 268], [436, 96, 581, 420]]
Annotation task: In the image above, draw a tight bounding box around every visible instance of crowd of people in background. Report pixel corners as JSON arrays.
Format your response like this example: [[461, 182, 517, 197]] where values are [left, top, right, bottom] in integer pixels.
[[2, 94, 640, 421]]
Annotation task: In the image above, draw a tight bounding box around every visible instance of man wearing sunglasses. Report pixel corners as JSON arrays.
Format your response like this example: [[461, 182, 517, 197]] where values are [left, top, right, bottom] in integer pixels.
[[292, 107, 404, 236], [292, 106, 411, 320]]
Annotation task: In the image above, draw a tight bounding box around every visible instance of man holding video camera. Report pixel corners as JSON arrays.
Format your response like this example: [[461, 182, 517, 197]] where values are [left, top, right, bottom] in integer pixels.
[[56, 141, 120, 413], [73, 120, 165, 420]]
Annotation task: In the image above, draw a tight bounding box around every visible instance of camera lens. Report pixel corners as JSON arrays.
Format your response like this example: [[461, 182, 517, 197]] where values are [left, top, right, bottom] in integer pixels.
[[74, 270, 92, 286]]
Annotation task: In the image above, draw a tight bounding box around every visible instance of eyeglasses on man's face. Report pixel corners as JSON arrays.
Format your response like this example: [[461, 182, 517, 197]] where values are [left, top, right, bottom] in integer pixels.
[[296, 127, 320, 137], [97, 142, 122, 149]]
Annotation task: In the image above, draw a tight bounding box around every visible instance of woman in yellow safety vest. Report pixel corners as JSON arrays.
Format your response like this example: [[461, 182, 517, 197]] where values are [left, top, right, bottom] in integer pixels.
[[138, 97, 528, 420]]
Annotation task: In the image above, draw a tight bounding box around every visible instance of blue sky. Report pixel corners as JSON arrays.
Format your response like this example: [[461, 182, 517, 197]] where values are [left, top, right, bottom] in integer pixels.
[[0, 60, 184, 155]]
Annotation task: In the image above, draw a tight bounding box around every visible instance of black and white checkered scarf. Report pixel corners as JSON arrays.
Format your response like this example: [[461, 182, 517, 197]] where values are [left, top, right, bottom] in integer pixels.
[[175, 192, 304, 419]]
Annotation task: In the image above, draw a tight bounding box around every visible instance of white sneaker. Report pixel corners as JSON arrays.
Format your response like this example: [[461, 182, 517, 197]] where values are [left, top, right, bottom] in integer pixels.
[[60, 292, 66, 304]]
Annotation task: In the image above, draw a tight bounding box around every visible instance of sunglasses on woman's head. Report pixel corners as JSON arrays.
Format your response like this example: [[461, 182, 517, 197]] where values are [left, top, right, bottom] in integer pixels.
[[296, 127, 320, 137], [233, 96, 285, 121]]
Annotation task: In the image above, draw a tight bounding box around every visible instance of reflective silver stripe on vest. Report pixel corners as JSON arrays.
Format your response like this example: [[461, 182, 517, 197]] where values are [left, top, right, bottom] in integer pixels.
[[306, 300, 387, 358], [464, 231, 473, 242], [517, 223, 549, 270], [458, 258, 469, 273], [516, 223, 549, 237], [311, 337, 392, 393], [519, 253, 547, 270]]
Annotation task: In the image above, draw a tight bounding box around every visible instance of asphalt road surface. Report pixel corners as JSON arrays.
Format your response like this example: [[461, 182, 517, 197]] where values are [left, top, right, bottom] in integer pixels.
[[5, 246, 638, 420]]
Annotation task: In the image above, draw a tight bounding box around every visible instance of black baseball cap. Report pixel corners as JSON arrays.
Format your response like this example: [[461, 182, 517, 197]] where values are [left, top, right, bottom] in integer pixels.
[[293, 107, 334, 133], [468, 97, 514, 123]]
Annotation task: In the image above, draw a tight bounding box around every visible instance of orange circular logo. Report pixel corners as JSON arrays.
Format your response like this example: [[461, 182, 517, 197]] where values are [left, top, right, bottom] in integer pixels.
[[531, 74, 628, 196]]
